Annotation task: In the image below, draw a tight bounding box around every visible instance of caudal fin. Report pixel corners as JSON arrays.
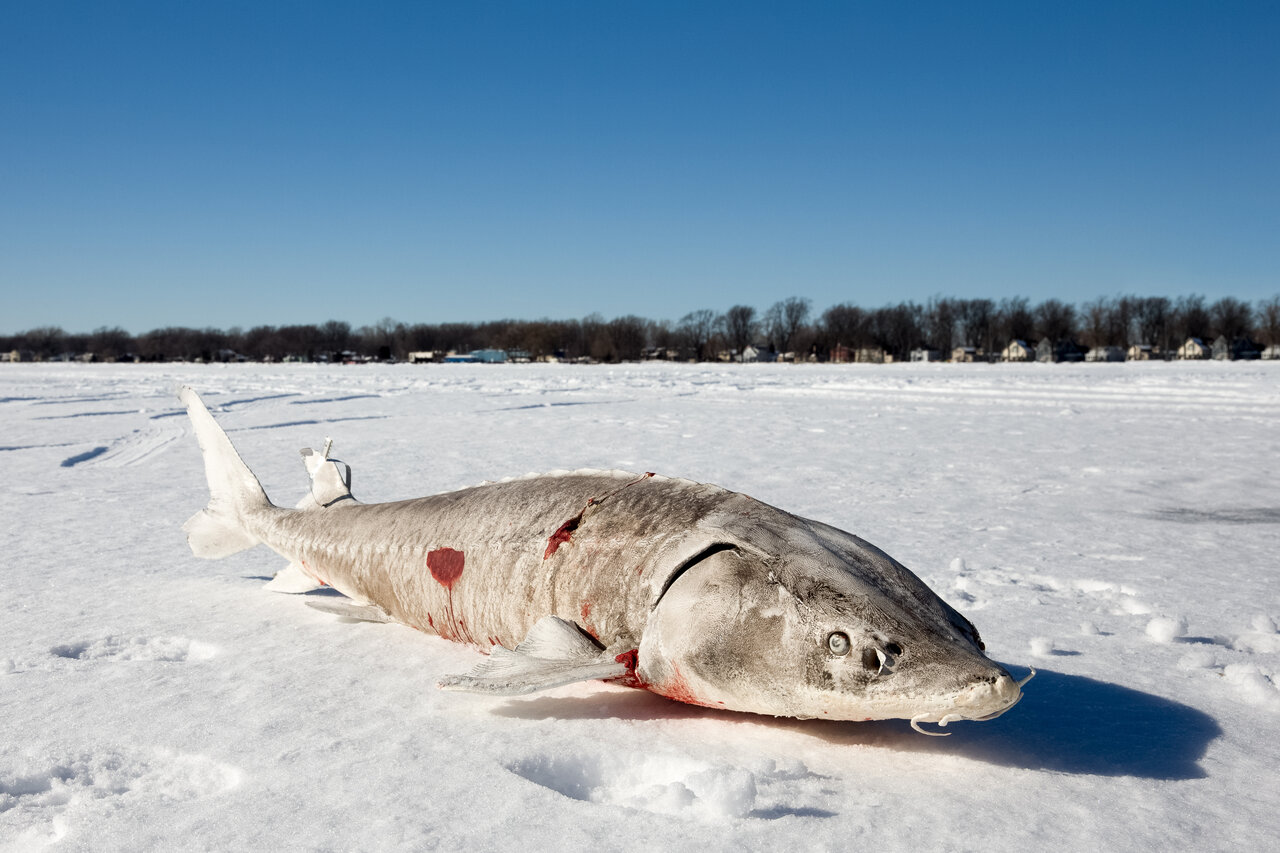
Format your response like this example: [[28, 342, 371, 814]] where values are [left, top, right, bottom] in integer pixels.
[[179, 386, 273, 558]]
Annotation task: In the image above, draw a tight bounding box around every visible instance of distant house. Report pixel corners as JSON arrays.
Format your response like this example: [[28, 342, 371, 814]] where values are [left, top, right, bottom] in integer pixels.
[[1262, 344, 1280, 361], [910, 348, 941, 362], [1085, 346, 1125, 363], [854, 347, 887, 364], [1126, 344, 1155, 361], [469, 349, 508, 364], [1037, 338, 1086, 363], [1177, 337, 1211, 360], [830, 343, 853, 364], [951, 346, 979, 363], [1001, 340, 1034, 362], [443, 352, 479, 363], [507, 349, 533, 363], [1212, 336, 1260, 361], [408, 351, 438, 364]]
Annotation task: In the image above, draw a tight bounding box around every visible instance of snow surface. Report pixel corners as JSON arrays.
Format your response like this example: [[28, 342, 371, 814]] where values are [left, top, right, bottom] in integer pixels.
[[2, 361, 1278, 851]]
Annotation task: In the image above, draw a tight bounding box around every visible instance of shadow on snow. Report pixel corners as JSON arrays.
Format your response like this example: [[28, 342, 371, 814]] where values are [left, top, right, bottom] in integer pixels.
[[492, 667, 1220, 781]]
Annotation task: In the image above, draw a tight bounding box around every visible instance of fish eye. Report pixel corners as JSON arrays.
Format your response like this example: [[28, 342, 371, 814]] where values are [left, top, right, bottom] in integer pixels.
[[885, 642, 903, 657], [861, 647, 880, 671], [827, 632, 851, 656]]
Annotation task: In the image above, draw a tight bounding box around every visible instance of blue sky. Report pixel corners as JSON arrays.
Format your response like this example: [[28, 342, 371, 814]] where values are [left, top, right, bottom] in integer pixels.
[[2, 1, 1277, 333]]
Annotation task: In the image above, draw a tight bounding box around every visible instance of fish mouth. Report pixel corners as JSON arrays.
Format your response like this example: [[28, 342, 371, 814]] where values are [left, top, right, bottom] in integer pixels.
[[910, 668, 1034, 735], [970, 689, 1023, 721]]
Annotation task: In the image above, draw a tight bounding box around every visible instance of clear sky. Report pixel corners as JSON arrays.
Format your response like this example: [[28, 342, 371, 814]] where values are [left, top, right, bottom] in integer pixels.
[[2, 1, 1277, 333]]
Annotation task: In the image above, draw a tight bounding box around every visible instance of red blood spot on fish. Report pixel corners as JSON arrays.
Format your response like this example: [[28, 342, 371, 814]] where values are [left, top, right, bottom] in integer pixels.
[[425, 549, 475, 645], [427, 547, 465, 588], [426, 614, 435, 628], [655, 664, 720, 708], [578, 601, 599, 639]]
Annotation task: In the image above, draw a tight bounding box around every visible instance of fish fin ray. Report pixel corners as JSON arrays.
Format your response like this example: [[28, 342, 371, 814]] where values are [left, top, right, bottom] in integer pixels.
[[182, 508, 260, 559], [513, 615, 604, 660], [295, 446, 357, 510], [264, 562, 323, 593], [178, 386, 271, 557], [304, 599, 393, 623], [437, 616, 626, 695]]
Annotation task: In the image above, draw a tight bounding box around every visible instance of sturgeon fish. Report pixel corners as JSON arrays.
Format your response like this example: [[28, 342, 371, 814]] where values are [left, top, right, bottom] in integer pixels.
[[180, 387, 1029, 734]]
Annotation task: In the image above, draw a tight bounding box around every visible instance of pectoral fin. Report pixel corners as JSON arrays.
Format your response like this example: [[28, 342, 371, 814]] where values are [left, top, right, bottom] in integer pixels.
[[437, 616, 628, 695], [304, 599, 393, 623]]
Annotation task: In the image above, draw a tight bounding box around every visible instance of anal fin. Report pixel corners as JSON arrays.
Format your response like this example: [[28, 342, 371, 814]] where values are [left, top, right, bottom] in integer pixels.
[[264, 562, 323, 593], [437, 616, 628, 695]]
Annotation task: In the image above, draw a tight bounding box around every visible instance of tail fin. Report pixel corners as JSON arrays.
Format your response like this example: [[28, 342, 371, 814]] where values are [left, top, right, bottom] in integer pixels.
[[179, 386, 273, 558]]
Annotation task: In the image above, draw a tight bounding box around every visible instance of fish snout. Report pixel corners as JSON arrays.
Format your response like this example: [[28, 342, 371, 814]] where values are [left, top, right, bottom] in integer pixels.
[[954, 671, 1023, 720]]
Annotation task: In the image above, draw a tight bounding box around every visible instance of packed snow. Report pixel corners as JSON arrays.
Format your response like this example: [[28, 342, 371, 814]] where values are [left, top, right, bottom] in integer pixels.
[[2, 361, 1278, 851]]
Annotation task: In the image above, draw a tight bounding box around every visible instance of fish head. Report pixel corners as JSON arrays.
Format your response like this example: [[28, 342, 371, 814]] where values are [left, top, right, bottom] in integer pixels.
[[638, 526, 1025, 727]]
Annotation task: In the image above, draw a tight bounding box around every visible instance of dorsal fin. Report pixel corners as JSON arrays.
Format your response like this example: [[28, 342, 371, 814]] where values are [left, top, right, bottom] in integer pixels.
[[296, 442, 357, 510]]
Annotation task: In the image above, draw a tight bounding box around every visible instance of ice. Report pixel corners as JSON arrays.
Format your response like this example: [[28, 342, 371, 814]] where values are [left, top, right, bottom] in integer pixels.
[[2, 360, 1279, 850]]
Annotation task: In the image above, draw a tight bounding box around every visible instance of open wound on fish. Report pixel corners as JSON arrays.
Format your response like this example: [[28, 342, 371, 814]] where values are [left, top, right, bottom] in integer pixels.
[[544, 472, 655, 560], [438, 616, 628, 695]]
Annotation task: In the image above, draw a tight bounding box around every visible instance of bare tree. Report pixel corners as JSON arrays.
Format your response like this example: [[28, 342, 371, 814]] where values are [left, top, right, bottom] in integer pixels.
[[1210, 297, 1253, 341], [1132, 296, 1171, 350], [924, 297, 957, 354], [678, 309, 718, 361], [870, 302, 924, 360], [1257, 296, 1280, 346], [722, 305, 757, 359], [822, 303, 869, 349], [1172, 294, 1211, 343], [87, 326, 133, 361], [955, 299, 995, 351], [996, 297, 1035, 344], [1034, 299, 1076, 345], [607, 315, 648, 361], [764, 296, 811, 355]]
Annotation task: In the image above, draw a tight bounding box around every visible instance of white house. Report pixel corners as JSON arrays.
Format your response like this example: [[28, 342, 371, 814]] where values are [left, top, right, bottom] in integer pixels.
[[1000, 340, 1034, 362], [1177, 338, 1211, 360], [1126, 344, 1155, 361]]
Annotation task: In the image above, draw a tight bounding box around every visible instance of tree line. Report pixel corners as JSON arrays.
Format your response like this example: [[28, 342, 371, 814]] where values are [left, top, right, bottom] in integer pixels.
[[4, 294, 1279, 363]]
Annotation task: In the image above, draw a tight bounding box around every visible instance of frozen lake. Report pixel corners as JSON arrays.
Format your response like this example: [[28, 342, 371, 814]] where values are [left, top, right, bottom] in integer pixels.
[[2, 361, 1278, 851]]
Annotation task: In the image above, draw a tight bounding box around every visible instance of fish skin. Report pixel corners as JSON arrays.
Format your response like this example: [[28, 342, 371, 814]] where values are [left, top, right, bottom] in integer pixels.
[[255, 469, 744, 651], [179, 386, 1026, 727]]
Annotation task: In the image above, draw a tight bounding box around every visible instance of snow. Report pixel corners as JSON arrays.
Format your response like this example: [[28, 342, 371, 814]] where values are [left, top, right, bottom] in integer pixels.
[[2, 360, 1278, 851]]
